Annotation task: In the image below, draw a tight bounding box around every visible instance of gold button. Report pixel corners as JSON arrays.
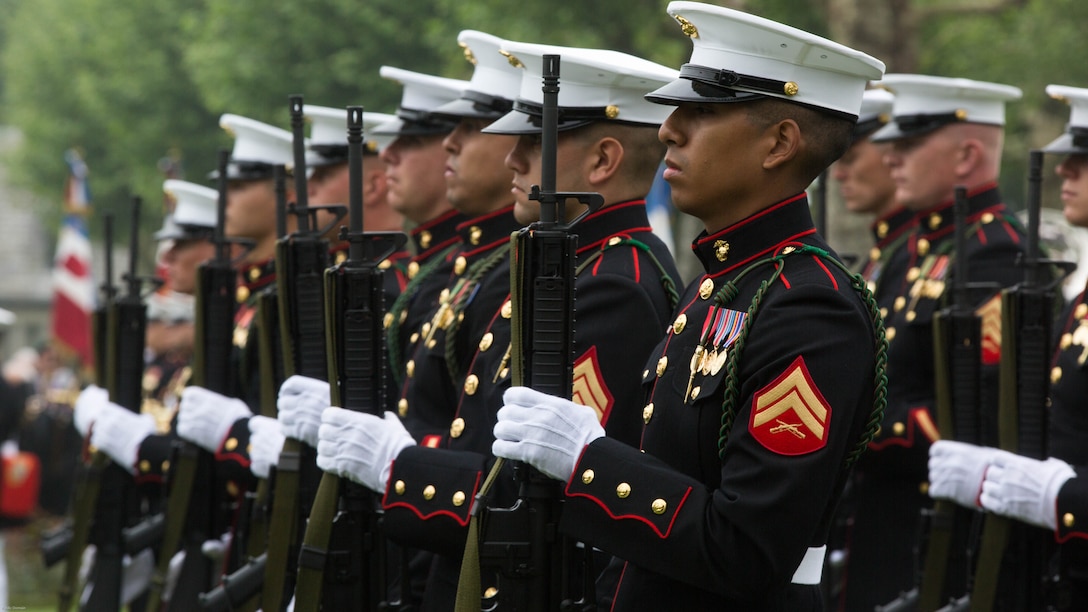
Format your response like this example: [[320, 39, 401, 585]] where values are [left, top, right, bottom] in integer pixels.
[[642, 369, 650, 379], [224, 437, 238, 452], [699, 278, 714, 299], [162, 460, 170, 473], [582, 469, 594, 484], [501, 300, 512, 319], [246, 444, 253, 455], [406, 360, 415, 378], [483, 587, 498, 600], [439, 288, 451, 303], [894, 296, 907, 311], [453, 491, 466, 506], [469, 226, 482, 246], [919, 482, 929, 495], [892, 422, 905, 436], [880, 307, 888, 319], [400, 310, 408, 324], [410, 332, 419, 343], [395, 480, 406, 495], [1052, 366, 1063, 384], [249, 267, 261, 281], [378, 258, 390, 269], [420, 230, 432, 249], [423, 485, 436, 501], [656, 356, 668, 377], [479, 332, 494, 352], [906, 311, 916, 322], [690, 386, 701, 400], [981, 212, 995, 224], [886, 327, 896, 342], [499, 367, 509, 379], [236, 286, 250, 303], [713, 240, 729, 262], [398, 398, 408, 417], [608, 236, 622, 246], [906, 268, 920, 283], [1077, 303, 1088, 320], [616, 483, 631, 499], [870, 247, 881, 261], [450, 417, 466, 438], [1064, 513, 1075, 528], [643, 403, 654, 424], [917, 238, 930, 256], [226, 481, 239, 498], [672, 314, 687, 335], [421, 322, 432, 337], [877, 221, 889, 238], [651, 499, 667, 515], [383, 313, 394, 329], [407, 261, 420, 279], [454, 256, 467, 275], [139, 460, 150, 473], [928, 214, 941, 230], [464, 375, 479, 396], [1061, 333, 1073, 350], [426, 338, 437, 349]]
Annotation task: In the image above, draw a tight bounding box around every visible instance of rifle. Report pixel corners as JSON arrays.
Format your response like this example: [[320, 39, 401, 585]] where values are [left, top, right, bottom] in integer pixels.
[[53, 213, 118, 611], [83, 197, 157, 610], [259, 93, 345, 612], [916, 187, 983, 611], [292, 105, 406, 611], [967, 150, 1069, 611], [140, 150, 238, 612], [455, 54, 603, 612]]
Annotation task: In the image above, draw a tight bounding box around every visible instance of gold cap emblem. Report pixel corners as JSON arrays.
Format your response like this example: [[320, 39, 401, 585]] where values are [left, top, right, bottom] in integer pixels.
[[499, 50, 524, 68], [459, 41, 476, 65], [674, 14, 698, 37]]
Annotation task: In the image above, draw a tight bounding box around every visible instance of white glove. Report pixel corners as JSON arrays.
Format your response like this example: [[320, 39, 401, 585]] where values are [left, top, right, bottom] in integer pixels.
[[78, 546, 154, 605], [492, 386, 605, 482], [177, 386, 252, 452], [90, 402, 156, 473], [277, 375, 330, 446], [74, 384, 110, 437], [316, 408, 415, 493], [249, 415, 286, 479], [162, 550, 185, 603], [980, 454, 1076, 531], [927, 440, 1007, 509], [201, 531, 232, 561]]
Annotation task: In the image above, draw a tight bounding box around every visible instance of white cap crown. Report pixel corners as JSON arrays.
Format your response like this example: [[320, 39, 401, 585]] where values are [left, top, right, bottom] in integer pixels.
[[871, 74, 1022, 141], [156, 179, 217, 240]]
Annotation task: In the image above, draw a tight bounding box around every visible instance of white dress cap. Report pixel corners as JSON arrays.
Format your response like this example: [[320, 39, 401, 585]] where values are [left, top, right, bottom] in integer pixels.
[[155, 179, 218, 240], [433, 30, 523, 120], [217, 114, 296, 180], [303, 105, 397, 167], [483, 41, 678, 135], [646, 1, 885, 118], [870, 74, 1022, 142], [371, 67, 469, 136], [853, 87, 895, 142], [1043, 85, 1088, 155]]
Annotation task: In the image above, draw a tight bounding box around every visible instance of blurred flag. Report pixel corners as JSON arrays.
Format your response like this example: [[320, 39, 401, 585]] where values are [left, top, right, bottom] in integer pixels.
[[646, 160, 676, 257], [51, 149, 96, 368]]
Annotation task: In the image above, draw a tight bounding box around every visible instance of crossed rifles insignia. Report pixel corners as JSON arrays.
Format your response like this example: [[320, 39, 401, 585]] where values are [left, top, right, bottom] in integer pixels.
[[749, 356, 831, 455]]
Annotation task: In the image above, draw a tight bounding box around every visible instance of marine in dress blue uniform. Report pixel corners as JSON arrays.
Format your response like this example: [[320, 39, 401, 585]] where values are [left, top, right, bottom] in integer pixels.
[[491, 4, 887, 610], [844, 74, 1029, 610]]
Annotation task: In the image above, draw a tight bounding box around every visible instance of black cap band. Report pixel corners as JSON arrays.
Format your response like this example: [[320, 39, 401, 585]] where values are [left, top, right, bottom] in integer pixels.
[[679, 63, 793, 97]]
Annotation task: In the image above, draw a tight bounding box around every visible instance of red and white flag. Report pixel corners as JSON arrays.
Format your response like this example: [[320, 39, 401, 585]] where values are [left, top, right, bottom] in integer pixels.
[[50, 150, 96, 368]]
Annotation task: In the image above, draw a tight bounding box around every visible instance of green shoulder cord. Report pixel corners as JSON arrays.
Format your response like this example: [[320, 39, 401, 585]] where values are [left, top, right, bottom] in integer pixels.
[[714, 245, 888, 468], [385, 243, 461, 387], [443, 242, 512, 383]]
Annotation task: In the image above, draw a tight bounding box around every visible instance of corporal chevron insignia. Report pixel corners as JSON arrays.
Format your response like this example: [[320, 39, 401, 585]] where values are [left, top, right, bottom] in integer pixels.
[[976, 293, 1002, 366], [572, 346, 614, 426], [750, 356, 831, 455]]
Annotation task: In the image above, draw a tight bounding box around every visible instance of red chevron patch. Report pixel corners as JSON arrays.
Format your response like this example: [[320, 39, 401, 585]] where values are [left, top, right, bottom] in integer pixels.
[[749, 356, 831, 456]]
